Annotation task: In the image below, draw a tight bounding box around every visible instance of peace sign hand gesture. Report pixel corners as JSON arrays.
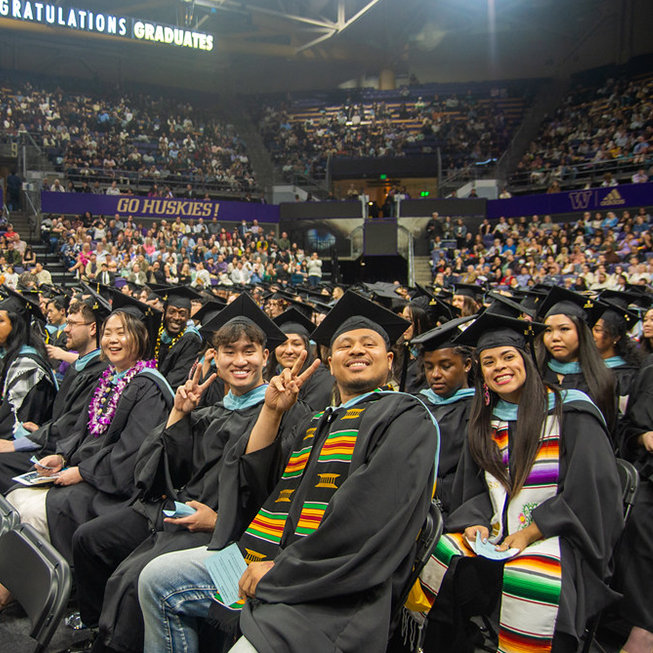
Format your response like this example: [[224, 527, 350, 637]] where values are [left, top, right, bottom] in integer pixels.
[[172, 364, 217, 415], [265, 351, 321, 415]]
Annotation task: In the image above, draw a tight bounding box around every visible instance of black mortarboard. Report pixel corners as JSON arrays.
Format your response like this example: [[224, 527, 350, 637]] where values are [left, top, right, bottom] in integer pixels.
[[273, 307, 315, 338], [599, 288, 653, 310], [365, 282, 408, 312], [411, 316, 476, 351], [199, 293, 286, 349], [413, 284, 461, 323], [193, 300, 227, 327], [456, 313, 547, 353], [625, 284, 653, 305], [485, 291, 535, 319], [79, 283, 113, 346], [0, 285, 46, 323], [311, 290, 410, 347], [152, 285, 202, 310], [453, 283, 485, 303], [537, 287, 607, 327], [596, 300, 641, 330]]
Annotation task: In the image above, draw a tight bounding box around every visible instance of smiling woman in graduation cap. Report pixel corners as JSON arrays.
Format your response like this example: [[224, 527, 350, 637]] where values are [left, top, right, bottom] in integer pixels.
[[414, 312, 623, 653], [0, 287, 57, 442], [267, 307, 335, 412], [5, 294, 175, 567], [536, 287, 618, 433]]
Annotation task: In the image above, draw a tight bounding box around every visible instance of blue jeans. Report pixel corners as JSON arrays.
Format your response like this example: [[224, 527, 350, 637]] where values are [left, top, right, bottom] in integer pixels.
[[138, 545, 217, 653]]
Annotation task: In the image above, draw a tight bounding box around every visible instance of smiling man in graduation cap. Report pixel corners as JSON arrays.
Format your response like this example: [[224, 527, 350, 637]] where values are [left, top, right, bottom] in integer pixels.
[[72, 293, 310, 653], [151, 286, 204, 389], [138, 290, 440, 653]]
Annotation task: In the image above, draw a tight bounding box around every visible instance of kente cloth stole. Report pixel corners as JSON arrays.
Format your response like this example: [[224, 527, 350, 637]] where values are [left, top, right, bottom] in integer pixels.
[[212, 395, 379, 615], [420, 415, 563, 653]]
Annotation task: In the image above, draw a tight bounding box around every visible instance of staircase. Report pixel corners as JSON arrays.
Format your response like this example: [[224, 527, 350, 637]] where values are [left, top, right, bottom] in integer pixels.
[[224, 99, 279, 201], [31, 242, 71, 287], [495, 77, 572, 184], [413, 256, 433, 286]]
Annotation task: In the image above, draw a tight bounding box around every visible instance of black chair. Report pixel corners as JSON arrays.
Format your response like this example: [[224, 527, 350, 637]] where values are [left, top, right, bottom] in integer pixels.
[[391, 499, 444, 629], [0, 523, 72, 653], [580, 458, 640, 653], [0, 493, 20, 536]]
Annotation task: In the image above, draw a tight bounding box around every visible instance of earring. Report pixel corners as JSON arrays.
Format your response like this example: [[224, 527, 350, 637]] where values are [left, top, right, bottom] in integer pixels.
[[483, 383, 491, 406]]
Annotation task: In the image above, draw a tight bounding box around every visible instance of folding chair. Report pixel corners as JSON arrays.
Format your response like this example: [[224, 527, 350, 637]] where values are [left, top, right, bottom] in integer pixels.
[[0, 522, 72, 653], [0, 493, 20, 536], [580, 458, 640, 653]]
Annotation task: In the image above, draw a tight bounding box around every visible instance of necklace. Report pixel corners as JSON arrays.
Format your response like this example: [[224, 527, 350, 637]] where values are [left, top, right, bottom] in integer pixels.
[[88, 359, 155, 437], [154, 323, 186, 361]]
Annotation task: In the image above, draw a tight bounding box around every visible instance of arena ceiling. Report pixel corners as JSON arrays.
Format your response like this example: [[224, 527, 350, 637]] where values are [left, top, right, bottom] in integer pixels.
[[0, 0, 651, 93]]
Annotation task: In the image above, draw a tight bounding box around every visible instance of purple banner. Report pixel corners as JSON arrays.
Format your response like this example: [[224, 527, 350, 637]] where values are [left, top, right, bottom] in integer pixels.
[[487, 182, 653, 219], [41, 192, 280, 223]]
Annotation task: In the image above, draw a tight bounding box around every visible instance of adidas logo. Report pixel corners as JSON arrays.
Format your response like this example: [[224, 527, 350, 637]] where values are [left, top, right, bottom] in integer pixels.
[[600, 189, 625, 206]]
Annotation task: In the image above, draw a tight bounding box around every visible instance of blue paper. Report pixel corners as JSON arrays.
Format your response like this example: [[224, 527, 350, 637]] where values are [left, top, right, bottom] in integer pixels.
[[467, 531, 520, 561], [162, 501, 197, 518], [204, 543, 248, 607]]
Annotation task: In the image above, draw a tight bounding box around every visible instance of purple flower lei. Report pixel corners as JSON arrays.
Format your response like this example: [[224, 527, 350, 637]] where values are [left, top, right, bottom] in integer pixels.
[[88, 359, 156, 437]]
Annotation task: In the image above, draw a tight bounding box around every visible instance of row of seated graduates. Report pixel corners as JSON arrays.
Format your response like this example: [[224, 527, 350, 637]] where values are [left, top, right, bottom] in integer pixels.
[[0, 277, 652, 652]]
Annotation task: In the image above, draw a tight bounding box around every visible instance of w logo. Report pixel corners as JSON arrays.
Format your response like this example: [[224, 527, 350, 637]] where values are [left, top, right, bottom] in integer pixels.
[[569, 191, 593, 211]]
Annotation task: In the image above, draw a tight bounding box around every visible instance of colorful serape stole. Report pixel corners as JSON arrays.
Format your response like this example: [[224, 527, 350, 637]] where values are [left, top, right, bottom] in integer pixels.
[[416, 414, 563, 653]]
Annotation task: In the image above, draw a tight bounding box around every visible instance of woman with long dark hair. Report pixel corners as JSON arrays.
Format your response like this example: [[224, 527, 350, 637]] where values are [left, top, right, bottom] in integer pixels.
[[396, 301, 432, 393], [411, 316, 475, 516], [592, 293, 644, 412], [266, 307, 334, 412], [640, 306, 653, 357], [413, 313, 623, 653], [536, 287, 617, 433], [0, 288, 57, 439]]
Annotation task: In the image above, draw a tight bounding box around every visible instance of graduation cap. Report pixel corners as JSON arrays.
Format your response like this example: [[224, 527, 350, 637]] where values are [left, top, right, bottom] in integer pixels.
[[485, 291, 535, 319], [151, 285, 202, 311], [595, 299, 641, 330], [310, 290, 410, 347], [601, 288, 653, 310], [193, 300, 227, 328], [411, 316, 476, 351], [273, 307, 315, 338], [199, 293, 286, 349], [364, 282, 408, 312], [0, 285, 46, 324], [78, 283, 113, 346], [413, 284, 461, 323], [456, 313, 547, 353], [453, 283, 485, 303], [536, 287, 607, 327]]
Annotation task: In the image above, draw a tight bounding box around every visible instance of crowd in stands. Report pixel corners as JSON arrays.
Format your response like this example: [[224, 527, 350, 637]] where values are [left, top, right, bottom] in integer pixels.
[[513, 72, 653, 192], [40, 213, 325, 290], [1, 78, 257, 196], [258, 84, 527, 184], [427, 207, 653, 292]]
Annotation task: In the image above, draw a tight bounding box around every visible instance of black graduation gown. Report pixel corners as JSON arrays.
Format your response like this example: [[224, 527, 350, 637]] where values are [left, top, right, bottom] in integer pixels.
[[0, 355, 107, 493], [0, 354, 56, 440], [444, 402, 623, 642], [403, 357, 427, 395], [157, 330, 203, 389], [297, 363, 335, 412], [45, 374, 172, 562], [422, 393, 472, 517], [614, 363, 653, 630], [211, 392, 438, 653], [88, 398, 311, 653]]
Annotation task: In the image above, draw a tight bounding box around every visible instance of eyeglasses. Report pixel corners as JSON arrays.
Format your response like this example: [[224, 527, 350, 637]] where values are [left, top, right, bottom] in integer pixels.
[[66, 320, 94, 328]]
